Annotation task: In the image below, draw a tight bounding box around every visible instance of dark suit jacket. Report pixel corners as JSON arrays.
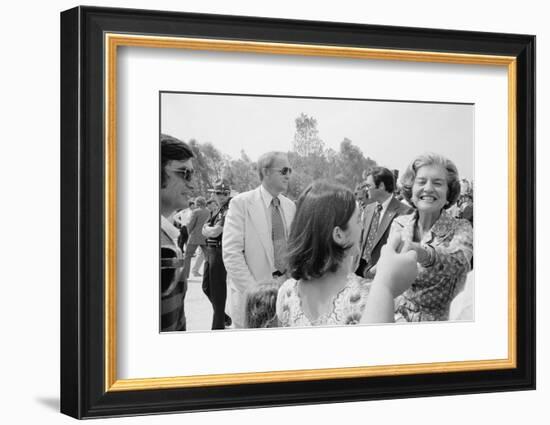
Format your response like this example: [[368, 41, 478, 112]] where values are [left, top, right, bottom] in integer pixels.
[[186, 207, 211, 245], [359, 196, 413, 274]]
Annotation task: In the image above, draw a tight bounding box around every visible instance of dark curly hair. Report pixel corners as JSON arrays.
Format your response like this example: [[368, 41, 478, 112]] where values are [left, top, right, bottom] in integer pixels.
[[245, 282, 281, 328], [160, 134, 194, 188], [287, 180, 356, 281], [400, 153, 461, 209]]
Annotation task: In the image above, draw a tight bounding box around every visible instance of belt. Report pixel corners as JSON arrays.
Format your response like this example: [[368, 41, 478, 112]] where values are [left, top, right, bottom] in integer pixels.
[[206, 241, 222, 248], [161, 258, 185, 268]]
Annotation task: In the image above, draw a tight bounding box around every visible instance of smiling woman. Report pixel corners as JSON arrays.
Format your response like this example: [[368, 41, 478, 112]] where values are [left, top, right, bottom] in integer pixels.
[[389, 153, 473, 322]]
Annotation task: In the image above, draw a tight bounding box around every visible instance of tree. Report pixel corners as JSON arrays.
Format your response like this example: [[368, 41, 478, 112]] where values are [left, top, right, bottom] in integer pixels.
[[336, 138, 377, 190], [187, 139, 225, 195], [292, 113, 325, 156], [225, 150, 259, 194]]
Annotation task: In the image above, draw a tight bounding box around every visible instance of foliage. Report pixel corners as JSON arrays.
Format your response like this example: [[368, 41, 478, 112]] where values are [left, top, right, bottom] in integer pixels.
[[336, 138, 378, 189], [224, 150, 259, 194], [174, 113, 378, 201], [286, 115, 377, 199], [292, 113, 325, 156]]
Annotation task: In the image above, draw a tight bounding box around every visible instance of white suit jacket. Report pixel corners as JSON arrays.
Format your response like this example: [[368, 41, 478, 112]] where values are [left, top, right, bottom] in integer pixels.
[[222, 186, 296, 326]]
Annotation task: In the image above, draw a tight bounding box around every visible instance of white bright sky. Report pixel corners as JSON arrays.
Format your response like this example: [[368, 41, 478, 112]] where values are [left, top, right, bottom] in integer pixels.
[[161, 92, 474, 180]]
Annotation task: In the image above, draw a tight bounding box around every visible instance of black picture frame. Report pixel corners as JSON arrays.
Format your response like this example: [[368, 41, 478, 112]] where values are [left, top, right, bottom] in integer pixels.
[[60, 5, 535, 419]]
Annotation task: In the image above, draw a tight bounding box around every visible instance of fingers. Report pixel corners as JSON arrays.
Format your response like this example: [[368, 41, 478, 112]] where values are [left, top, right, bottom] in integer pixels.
[[386, 232, 402, 252], [404, 249, 418, 262], [400, 240, 411, 253]]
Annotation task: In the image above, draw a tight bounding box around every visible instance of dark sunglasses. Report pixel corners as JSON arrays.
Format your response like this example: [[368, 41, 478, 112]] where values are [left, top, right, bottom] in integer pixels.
[[214, 191, 229, 195], [168, 167, 194, 182], [269, 167, 292, 176]]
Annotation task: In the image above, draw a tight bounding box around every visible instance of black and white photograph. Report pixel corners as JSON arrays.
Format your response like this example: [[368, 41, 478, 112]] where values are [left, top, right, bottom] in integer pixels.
[[55, 3, 537, 421], [159, 91, 474, 332]]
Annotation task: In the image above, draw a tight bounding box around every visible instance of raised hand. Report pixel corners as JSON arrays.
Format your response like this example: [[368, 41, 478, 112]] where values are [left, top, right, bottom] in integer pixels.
[[376, 232, 418, 297]]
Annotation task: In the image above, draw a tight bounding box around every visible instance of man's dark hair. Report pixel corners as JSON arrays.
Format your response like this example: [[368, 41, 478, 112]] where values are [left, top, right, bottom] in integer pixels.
[[160, 134, 194, 188], [287, 180, 356, 281], [368, 166, 395, 194]]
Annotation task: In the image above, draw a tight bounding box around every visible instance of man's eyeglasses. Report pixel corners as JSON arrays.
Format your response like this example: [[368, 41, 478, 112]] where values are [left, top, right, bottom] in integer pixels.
[[168, 167, 194, 182], [269, 167, 292, 176], [214, 191, 229, 195]]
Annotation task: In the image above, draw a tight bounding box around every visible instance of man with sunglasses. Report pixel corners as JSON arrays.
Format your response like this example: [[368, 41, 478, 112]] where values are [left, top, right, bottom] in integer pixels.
[[160, 134, 195, 332], [201, 179, 233, 330], [223, 152, 296, 328]]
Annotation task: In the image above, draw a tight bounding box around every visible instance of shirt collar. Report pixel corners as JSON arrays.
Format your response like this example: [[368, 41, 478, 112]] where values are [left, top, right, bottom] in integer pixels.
[[161, 215, 180, 243], [260, 184, 277, 208]]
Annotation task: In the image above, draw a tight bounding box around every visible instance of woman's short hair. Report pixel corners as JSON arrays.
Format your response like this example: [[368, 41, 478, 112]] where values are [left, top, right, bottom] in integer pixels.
[[400, 153, 461, 209], [287, 180, 356, 281], [194, 196, 206, 208], [245, 281, 281, 328], [257, 152, 287, 181]]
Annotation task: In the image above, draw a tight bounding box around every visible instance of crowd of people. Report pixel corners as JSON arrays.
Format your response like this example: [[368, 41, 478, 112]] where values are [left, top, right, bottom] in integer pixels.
[[160, 133, 474, 332]]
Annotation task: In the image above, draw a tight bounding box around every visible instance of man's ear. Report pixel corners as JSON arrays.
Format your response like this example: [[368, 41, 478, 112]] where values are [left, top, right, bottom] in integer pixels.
[[379, 182, 386, 192]]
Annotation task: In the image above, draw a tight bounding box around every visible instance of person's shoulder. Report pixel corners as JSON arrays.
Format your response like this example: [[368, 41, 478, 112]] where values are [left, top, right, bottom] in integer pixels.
[[231, 187, 260, 203], [453, 216, 473, 233], [391, 196, 413, 214], [346, 273, 371, 291], [278, 278, 298, 297]]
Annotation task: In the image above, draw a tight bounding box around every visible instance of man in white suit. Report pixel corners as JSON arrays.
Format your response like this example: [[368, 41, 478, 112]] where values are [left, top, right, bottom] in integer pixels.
[[223, 152, 296, 328]]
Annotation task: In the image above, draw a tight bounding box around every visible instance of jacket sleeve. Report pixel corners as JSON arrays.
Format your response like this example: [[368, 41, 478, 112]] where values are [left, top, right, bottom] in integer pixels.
[[222, 197, 258, 293], [187, 210, 198, 234]]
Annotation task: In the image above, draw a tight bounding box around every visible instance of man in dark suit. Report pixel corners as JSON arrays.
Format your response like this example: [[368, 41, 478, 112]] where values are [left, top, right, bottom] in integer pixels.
[[356, 166, 413, 278]]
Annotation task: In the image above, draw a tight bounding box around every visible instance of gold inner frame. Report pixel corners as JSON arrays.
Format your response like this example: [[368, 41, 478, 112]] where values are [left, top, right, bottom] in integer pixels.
[[104, 33, 517, 392]]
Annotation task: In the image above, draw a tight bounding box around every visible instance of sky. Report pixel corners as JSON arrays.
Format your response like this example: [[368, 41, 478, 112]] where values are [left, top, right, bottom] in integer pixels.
[[161, 92, 474, 180]]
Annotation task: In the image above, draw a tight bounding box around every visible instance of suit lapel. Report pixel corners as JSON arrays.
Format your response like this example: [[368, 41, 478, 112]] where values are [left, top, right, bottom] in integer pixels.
[[372, 197, 397, 248], [363, 204, 375, 230], [248, 188, 274, 263]]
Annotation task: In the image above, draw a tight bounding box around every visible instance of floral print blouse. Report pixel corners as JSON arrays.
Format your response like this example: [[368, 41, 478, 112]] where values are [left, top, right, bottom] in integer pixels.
[[276, 274, 371, 327], [391, 210, 473, 322]]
